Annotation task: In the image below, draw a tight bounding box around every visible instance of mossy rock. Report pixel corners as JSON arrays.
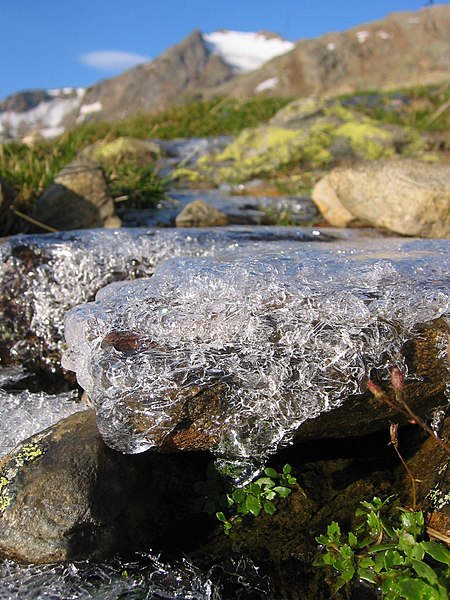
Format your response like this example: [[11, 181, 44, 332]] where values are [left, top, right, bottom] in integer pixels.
[[79, 136, 161, 167], [189, 100, 428, 184]]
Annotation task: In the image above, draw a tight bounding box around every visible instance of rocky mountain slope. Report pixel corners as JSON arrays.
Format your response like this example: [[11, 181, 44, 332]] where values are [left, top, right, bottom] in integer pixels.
[[1, 4, 449, 141], [213, 4, 450, 100]]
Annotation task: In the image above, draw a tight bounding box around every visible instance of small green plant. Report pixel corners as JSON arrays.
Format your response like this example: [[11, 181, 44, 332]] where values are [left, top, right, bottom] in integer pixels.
[[105, 161, 167, 209], [215, 464, 297, 535], [315, 496, 450, 599]]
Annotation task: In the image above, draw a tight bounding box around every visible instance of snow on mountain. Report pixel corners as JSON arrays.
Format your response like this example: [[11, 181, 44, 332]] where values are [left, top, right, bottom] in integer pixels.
[[0, 88, 85, 141], [203, 30, 294, 73]]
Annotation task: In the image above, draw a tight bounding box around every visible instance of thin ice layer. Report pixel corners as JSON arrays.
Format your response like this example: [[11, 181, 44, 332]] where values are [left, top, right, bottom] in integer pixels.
[[0, 388, 85, 457], [62, 238, 450, 461], [0, 553, 218, 600], [0, 227, 333, 369]]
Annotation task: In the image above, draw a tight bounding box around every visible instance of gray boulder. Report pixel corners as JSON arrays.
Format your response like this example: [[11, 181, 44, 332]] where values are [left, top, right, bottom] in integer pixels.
[[312, 159, 450, 237], [0, 410, 209, 563], [175, 199, 229, 227], [34, 159, 121, 231]]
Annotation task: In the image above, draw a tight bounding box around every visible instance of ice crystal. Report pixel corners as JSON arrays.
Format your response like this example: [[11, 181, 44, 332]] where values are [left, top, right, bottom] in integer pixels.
[[62, 238, 450, 464]]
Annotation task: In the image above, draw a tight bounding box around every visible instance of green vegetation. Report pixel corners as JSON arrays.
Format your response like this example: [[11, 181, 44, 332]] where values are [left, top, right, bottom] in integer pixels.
[[195, 463, 297, 535], [337, 82, 450, 133], [315, 496, 450, 599], [0, 96, 290, 219]]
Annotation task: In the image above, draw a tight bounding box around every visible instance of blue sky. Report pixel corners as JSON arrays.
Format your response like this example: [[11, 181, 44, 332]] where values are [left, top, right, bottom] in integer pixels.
[[0, 0, 447, 100]]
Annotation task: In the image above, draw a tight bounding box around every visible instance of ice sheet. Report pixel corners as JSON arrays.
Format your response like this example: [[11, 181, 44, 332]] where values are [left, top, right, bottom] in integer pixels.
[[62, 238, 450, 465], [0, 227, 335, 369]]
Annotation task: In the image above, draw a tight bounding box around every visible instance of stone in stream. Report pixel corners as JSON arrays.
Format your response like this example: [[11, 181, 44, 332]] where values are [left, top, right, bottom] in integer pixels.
[[61, 238, 450, 473], [34, 159, 121, 231], [0, 410, 210, 563], [312, 159, 450, 238], [0, 227, 335, 375]]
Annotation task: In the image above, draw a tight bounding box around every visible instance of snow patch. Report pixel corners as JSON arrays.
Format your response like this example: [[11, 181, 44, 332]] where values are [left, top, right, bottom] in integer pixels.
[[356, 30, 370, 43], [0, 89, 85, 140], [77, 101, 103, 123], [377, 31, 390, 40], [203, 30, 294, 73], [255, 77, 279, 93], [326, 42, 336, 51]]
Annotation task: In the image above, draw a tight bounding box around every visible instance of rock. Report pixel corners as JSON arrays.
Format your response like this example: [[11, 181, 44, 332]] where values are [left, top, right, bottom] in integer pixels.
[[79, 136, 161, 167], [311, 175, 356, 228], [175, 199, 229, 227], [312, 159, 450, 237], [61, 238, 449, 468], [34, 159, 121, 231], [0, 227, 335, 374], [188, 100, 428, 184], [0, 410, 210, 563], [404, 415, 450, 540]]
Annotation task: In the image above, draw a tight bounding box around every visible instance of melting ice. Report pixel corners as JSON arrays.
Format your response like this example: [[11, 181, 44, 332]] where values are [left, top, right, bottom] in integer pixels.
[[62, 238, 450, 461]]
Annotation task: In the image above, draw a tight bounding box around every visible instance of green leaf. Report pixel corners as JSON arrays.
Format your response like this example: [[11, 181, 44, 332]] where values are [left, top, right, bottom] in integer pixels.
[[249, 483, 261, 496], [327, 521, 341, 542], [264, 467, 278, 479], [422, 541, 450, 568], [358, 566, 377, 584], [263, 499, 277, 515], [384, 549, 404, 568], [245, 494, 262, 517], [254, 477, 276, 488], [232, 488, 246, 504], [348, 531, 358, 548], [400, 510, 424, 536], [273, 486, 292, 498], [411, 559, 438, 585], [282, 464, 292, 475], [398, 578, 441, 600]]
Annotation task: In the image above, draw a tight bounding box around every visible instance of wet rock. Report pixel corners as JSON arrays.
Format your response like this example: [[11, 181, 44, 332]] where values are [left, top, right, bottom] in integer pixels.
[[312, 159, 450, 237], [34, 159, 121, 231], [0, 227, 335, 374], [62, 238, 449, 467], [0, 410, 210, 563], [175, 199, 229, 227]]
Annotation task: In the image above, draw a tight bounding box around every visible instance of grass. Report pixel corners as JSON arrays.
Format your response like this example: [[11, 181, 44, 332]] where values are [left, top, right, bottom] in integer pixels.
[[0, 84, 448, 233], [337, 82, 450, 134], [0, 96, 291, 221]]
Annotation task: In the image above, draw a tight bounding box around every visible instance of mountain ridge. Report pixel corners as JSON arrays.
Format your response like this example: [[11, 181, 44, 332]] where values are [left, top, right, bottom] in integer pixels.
[[1, 4, 449, 141]]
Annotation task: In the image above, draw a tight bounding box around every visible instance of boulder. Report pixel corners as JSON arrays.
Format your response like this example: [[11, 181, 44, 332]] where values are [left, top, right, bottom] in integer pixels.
[[175, 199, 229, 227], [34, 159, 121, 231], [312, 159, 450, 237], [61, 238, 450, 468], [186, 100, 428, 184], [0, 410, 209, 563], [404, 415, 450, 540], [79, 136, 161, 167]]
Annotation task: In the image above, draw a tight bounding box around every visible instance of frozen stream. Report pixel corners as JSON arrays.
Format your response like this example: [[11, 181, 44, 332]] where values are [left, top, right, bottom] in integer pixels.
[[0, 226, 449, 599]]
